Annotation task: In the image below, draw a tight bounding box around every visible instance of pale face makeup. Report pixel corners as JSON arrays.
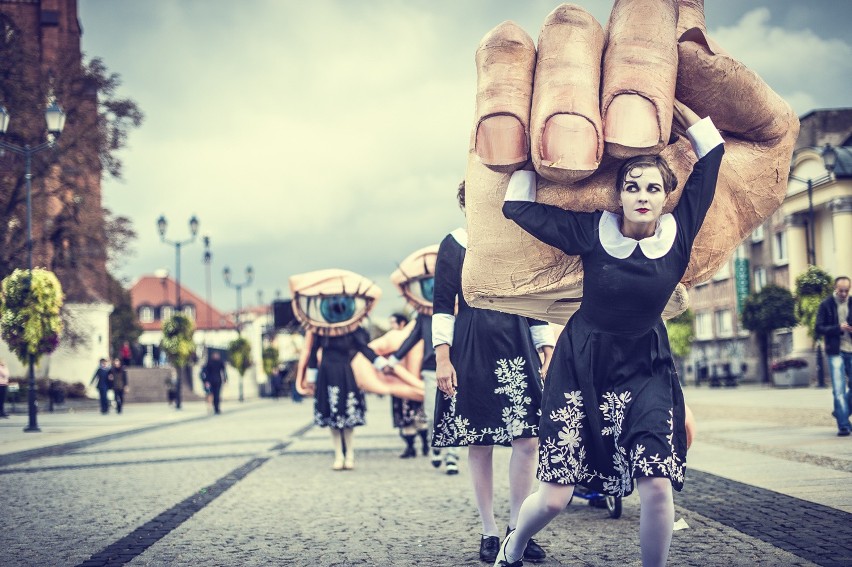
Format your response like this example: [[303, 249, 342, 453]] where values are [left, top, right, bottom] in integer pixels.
[[619, 165, 667, 239]]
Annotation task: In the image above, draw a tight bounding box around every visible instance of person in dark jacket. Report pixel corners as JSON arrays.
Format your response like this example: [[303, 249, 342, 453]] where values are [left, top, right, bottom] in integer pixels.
[[815, 276, 852, 436], [110, 358, 128, 414], [202, 351, 228, 414], [90, 359, 113, 414]]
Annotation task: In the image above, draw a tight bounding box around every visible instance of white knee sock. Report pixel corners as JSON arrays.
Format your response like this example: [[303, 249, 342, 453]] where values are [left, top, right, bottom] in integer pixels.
[[507, 482, 574, 562], [342, 427, 354, 462], [330, 429, 344, 462], [508, 438, 538, 529], [468, 445, 498, 536], [637, 477, 674, 567]]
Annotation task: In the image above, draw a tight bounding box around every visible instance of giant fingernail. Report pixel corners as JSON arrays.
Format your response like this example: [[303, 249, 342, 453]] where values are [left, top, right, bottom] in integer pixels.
[[541, 114, 598, 170], [604, 94, 660, 148], [476, 115, 527, 166]]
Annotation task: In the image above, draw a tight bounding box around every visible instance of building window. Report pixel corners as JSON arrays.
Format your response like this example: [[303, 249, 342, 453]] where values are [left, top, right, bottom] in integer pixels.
[[712, 260, 731, 281], [139, 306, 154, 323], [715, 309, 733, 338], [773, 231, 788, 265], [751, 224, 765, 242], [182, 305, 195, 320], [160, 305, 174, 321], [695, 312, 713, 340], [753, 267, 767, 292]]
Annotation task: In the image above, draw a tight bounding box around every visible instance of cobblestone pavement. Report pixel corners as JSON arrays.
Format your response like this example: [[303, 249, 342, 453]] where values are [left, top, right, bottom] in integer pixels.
[[0, 385, 849, 566]]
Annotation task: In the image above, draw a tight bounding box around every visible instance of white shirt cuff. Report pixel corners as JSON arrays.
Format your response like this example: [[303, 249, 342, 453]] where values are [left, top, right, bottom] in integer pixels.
[[431, 313, 456, 347], [306, 368, 318, 384], [504, 170, 537, 202], [373, 356, 390, 370], [530, 324, 555, 349], [387, 355, 400, 367], [686, 116, 724, 159]]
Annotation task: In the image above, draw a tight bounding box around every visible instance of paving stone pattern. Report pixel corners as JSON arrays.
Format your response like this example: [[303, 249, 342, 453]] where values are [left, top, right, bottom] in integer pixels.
[[0, 397, 842, 566]]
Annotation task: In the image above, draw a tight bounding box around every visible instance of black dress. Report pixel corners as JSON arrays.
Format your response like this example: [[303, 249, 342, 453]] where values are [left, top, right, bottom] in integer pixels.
[[431, 229, 547, 447], [503, 141, 724, 496], [313, 327, 377, 429]]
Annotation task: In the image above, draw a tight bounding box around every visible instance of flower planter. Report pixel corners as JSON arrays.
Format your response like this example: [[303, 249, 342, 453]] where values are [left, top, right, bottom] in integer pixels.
[[773, 367, 811, 388]]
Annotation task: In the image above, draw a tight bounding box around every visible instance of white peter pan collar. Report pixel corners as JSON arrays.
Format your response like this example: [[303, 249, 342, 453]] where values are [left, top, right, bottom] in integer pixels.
[[599, 210, 676, 259], [450, 227, 468, 249]]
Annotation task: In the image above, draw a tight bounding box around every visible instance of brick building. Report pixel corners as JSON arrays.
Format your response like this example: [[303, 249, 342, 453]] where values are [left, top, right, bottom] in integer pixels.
[[0, 0, 108, 302]]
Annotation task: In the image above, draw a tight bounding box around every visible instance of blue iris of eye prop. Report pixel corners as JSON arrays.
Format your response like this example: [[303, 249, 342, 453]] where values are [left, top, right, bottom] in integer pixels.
[[320, 295, 356, 324], [419, 277, 434, 302]]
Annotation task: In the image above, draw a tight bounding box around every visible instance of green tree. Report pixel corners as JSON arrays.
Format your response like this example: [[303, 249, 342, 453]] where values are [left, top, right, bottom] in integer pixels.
[[106, 274, 141, 358], [228, 337, 252, 377], [742, 284, 797, 384], [666, 309, 694, 381], [160, 314, 195, 368], [0, 268, 64, 364], [262, 345, 279, 378]]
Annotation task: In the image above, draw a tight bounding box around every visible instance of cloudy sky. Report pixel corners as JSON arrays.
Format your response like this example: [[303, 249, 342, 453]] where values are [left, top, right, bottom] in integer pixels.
[[77, 0, 852, 320]]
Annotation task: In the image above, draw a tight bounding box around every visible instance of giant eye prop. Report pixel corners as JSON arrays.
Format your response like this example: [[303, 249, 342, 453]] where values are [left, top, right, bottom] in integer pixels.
[[289, 269, 381, 337], [391, 244, 439, 316]]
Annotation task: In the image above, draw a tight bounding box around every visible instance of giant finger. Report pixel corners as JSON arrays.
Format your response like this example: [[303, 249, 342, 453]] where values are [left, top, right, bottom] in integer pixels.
[[602, 0, 679, 158], [473, 21, 536, 169], [675, 20, 798, 285], [530, 4, 605, 183]]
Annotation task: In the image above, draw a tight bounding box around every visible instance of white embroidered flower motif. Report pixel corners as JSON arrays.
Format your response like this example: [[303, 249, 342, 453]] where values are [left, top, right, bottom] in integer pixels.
[[492, 357, 537, 443], [538, 390, 589, 484], [598, 390, 634, 496]]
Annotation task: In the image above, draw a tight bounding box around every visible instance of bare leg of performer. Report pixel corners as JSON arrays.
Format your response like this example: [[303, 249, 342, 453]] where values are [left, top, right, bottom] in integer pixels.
[[330, 429, 344, 471], [507, 437, 538, 529], [468, 445, 499, 536], [502, 481, 574, 564], [637, 477, 674, 567], [342, 427, 355, 470]]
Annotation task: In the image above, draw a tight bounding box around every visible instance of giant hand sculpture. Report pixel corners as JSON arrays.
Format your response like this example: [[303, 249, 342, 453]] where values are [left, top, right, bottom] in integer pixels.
[[462, 0, 799, 324]]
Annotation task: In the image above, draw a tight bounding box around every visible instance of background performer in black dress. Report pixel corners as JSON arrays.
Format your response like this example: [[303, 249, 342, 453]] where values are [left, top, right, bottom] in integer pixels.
[[496, 102, 723, 567], [434, 183, 555, 563]]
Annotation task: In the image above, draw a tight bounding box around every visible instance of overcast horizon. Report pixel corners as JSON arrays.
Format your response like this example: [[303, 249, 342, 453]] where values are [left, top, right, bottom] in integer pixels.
[[77, 0, 852, 321]]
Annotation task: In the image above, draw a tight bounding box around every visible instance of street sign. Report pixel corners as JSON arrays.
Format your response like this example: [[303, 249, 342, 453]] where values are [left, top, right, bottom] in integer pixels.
[[735, 258, 750, 314]]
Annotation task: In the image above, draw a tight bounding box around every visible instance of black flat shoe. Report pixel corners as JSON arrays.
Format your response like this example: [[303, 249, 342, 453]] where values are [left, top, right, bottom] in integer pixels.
[[479, 535, 500, 562], [506, 527, 545, 563]]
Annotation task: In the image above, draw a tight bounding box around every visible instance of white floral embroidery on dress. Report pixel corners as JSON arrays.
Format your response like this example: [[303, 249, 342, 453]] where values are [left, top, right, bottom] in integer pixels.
[[599, 390, 634, 495], [538, 390, 590, 484], [432, 357, 539, 446]]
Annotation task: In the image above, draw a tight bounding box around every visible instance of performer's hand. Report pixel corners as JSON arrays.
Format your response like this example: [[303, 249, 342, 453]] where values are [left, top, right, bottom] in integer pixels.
[[464, 1, 798, 310], [435, 344, 457, 396]]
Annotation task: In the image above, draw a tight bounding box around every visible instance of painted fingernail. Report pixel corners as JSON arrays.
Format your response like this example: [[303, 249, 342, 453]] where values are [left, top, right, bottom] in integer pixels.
[[476, 115, 527, 165], [604, 94, 660, 148], [541, 114, 598, 170]]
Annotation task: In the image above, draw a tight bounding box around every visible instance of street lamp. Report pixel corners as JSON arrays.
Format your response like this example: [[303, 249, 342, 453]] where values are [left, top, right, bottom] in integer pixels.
[[0, 101, 66, 433], [789, 144, 837, 266], [789, 144, 838, 389], [157, 214, 199, 409], [203, 236, 213, 334], [223, 265, 253, 402]]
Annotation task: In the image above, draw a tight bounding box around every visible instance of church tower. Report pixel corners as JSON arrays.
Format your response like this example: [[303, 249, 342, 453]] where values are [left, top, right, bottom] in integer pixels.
[[0, 0, 108, 302]]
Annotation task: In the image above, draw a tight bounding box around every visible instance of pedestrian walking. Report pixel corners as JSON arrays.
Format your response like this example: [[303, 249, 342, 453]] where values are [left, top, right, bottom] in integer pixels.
[[815, 276, 852, 436], [110, 358, 128, 414], [120, 341, 132, 367], [495, 101, 722, 567], [202, 351, 228, 415], [432, 184, 555, 563], [0, 359, 10, 418], [90, 359, 113, 414]]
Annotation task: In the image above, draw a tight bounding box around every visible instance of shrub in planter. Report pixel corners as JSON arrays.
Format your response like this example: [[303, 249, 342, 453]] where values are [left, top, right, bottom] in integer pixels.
[[0, 268, 64, 364]]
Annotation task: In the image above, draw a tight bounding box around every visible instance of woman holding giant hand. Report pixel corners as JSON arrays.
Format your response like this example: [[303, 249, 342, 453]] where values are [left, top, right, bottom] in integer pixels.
[[495, 100, 723, 567]]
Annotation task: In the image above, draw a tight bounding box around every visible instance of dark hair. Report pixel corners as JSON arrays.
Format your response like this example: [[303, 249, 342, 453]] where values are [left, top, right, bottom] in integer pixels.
[[836, 276, 851, 286], [390, 312, 409, 327], [456, 180, 465, 211], [616, 155, 678, 194]]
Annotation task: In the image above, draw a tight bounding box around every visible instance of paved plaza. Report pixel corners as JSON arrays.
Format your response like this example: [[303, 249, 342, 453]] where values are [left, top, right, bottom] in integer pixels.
[[0, 384, 851, 566]]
